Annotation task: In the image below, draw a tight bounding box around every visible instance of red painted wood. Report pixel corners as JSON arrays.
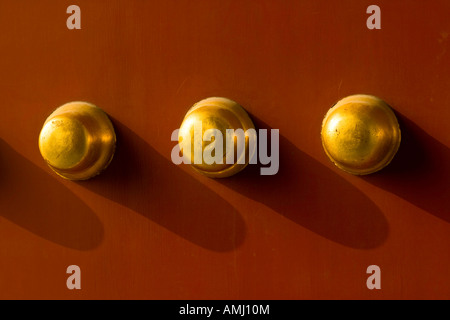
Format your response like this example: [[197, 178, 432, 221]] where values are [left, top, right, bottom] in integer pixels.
[[0, 0, 448, 299]]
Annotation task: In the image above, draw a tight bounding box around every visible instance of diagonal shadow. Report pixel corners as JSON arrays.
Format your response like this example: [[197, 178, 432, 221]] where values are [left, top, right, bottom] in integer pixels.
[[76, 119, 246, 252], [362, 112, 450, 221], [0, 139, 103, 250], [215, 116, 389, 249]]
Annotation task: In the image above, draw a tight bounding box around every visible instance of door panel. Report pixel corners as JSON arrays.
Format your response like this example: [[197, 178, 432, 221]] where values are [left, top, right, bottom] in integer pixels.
[[0, 0, 449, 299]]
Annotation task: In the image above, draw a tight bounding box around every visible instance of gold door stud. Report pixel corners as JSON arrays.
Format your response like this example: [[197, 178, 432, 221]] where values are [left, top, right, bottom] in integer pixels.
[[178, 97, 256, 178], [321, 94, 401, 175], [38, 101, 116, 180]]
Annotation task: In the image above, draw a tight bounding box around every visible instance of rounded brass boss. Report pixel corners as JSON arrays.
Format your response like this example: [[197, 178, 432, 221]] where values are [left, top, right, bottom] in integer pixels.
[[38, 101, 116, 180], [321, 94, 401, 175], [178, 97, 256, 178]]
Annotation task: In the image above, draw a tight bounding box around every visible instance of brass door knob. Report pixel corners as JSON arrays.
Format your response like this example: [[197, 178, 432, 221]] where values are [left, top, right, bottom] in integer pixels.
[[321, 94, 401, 175], [178, 97, 256, 178], [38, 101, 116, 180]]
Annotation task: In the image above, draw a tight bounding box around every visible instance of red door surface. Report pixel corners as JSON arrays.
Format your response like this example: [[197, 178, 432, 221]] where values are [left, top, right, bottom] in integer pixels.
[[0, 0, 449, 299]]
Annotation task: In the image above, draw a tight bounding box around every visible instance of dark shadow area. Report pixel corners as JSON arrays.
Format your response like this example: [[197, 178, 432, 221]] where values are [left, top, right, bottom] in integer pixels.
[[76, 119, 246, 252], [216, 116, 389, 249], [362, 112, 450, 221], [0, 139, 103, 250]]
